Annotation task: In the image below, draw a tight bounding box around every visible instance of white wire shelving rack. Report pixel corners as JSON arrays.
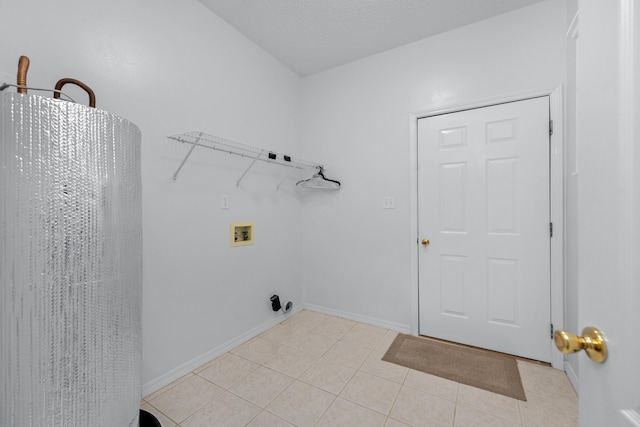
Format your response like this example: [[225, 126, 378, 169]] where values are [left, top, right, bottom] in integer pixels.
[[167, 131, 322, 188]]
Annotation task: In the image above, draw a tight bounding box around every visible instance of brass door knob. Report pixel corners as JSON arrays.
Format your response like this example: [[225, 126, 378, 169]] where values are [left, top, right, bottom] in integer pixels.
[[422, 239, 430, 246], [554, 327, 607, 363]]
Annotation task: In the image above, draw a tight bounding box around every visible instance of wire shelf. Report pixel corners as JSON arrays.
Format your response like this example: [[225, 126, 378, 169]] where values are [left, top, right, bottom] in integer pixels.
[[167, 131, 321, 186]]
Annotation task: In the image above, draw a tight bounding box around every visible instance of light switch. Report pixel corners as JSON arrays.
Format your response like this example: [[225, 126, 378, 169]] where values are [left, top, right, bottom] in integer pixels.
[[383, 196, 395, 209], [221, 195, 229, 209]]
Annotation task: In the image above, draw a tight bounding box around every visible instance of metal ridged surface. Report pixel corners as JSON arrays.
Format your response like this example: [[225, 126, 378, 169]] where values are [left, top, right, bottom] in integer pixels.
[[0, 93, 142, 426]]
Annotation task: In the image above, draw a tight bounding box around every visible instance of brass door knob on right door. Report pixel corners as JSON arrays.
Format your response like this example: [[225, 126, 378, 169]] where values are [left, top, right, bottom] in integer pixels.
[[554, 327, 608, 363], [422, 239, 430, 246]]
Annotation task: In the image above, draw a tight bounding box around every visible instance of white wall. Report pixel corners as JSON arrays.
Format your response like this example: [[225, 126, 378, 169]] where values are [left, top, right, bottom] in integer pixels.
[[0, 0, 304, 389], [300, 0, 568, 330], [2, 0, 574, 396]]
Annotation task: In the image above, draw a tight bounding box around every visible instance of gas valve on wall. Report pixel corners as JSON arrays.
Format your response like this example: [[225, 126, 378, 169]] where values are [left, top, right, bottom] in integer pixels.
[[270, 295, 292, 313]]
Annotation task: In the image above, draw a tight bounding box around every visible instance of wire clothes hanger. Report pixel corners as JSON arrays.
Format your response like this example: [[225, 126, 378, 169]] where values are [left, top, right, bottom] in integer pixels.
[[296, 166, 341, 190]]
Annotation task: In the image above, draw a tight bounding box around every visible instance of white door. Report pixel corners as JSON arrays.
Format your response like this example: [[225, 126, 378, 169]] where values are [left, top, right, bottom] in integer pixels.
[[418, 97, 551, 362], [570, 1, 640, 425]]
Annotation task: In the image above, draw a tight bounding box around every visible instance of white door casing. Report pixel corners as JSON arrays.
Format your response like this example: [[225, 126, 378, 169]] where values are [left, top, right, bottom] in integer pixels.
[[417, 96, 552, 362]]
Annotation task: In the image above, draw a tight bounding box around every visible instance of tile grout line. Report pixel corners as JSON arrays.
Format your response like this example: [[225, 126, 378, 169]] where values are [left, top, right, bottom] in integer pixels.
[[311, 393, 338, 426], [381, 372, 403, 422], [190, 360, 288, 425], [144, 310, 576, 426], [145, 399, 183, 426]]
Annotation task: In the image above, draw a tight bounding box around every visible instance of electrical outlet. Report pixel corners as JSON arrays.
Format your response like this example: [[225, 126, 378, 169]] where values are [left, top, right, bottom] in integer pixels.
[[383, 196, 395, 209], [221, 194, 229, 209]]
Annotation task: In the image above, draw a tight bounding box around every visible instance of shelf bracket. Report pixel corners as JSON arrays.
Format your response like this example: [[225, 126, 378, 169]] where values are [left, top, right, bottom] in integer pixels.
[[172, 132, 203, 181], [236, 149, 265, 187], [276, 167, 298, 191]]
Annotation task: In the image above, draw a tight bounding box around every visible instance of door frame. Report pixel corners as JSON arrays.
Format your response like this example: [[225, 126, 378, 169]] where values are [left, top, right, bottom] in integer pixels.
[[408, 86, 565, 369]]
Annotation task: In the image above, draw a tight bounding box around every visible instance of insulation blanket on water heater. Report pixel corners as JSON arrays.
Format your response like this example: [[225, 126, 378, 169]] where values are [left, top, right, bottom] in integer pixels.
[[0, 93, 142, 426]]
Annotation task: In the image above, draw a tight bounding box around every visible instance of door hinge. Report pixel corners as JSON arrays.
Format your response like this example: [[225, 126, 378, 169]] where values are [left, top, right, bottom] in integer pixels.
[[550, 222, 553, 238], [550, 323, 554, 339], [549, 120, 554, 136]]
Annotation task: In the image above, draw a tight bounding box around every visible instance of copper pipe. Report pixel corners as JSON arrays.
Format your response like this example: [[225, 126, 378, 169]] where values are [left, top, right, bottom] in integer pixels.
[[53, 78, 96, 108], [17, 56, 29, 94]]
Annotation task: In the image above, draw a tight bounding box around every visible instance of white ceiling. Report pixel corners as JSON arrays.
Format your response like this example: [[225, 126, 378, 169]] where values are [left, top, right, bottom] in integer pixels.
[[197, 0, 547, 76]]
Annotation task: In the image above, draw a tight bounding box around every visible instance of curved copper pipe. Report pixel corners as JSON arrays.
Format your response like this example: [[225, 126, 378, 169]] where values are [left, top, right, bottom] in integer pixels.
[[17, 56, 29, 94], [53, 78, 96, 108]]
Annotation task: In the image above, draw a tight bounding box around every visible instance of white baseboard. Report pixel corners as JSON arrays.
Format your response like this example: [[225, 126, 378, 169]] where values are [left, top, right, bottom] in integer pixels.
[[141, 306, 301, 398], [303, 303, 411, 334], [142, 304, 410, 398]]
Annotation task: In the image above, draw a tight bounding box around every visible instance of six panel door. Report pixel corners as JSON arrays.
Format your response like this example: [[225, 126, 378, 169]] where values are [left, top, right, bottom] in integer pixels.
[[417, 96, 551, 362]]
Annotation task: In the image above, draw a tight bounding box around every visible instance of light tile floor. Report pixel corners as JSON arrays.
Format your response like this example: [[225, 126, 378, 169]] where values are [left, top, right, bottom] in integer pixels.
[[142, 310, 578, 427]]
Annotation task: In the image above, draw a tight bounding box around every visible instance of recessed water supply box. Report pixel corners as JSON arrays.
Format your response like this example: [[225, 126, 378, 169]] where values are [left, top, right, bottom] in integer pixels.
[[231, 222, 254, 247]]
